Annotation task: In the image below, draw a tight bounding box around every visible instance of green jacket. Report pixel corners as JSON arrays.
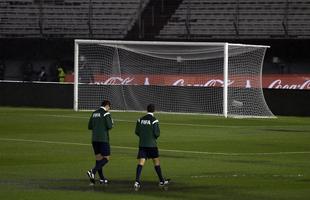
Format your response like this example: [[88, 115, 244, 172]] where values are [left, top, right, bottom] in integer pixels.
[[88, 107, 113, 142], [135, 113, 160, 147]]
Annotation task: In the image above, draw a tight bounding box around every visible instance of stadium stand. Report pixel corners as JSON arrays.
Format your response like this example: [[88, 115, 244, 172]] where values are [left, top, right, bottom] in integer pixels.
[[1, 0, 309, 39], [157, 0, 310, 39], [157, 0, 236, 39], [0, 0, 40, 37], [0, 0, 149, 38], [286, 0, 310, 38], [126, 0, 183, 39]]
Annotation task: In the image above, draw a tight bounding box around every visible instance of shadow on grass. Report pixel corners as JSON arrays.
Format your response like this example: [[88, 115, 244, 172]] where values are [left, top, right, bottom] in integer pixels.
[[0, 178, 236, 200], [299, 179, 310, 182], [261, 128, 309, 133], [2, 177, 305, 200]]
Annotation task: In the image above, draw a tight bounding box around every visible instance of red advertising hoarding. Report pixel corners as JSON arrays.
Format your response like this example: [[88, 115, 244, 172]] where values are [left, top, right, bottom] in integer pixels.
[[65, 74, 310, 90]]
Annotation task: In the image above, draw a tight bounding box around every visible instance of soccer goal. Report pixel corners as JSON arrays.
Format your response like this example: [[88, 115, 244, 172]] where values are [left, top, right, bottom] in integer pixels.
[[74, 40, 275, 118]]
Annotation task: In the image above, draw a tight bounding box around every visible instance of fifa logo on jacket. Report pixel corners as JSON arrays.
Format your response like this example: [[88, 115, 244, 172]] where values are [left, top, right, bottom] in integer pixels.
[[140, 120, 151, 125], [92, 113, 101, 118]]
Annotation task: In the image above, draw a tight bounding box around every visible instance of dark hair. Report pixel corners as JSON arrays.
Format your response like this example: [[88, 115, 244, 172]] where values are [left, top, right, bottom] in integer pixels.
[[147, 104, 155, 113], [101, 100, 111, 107]]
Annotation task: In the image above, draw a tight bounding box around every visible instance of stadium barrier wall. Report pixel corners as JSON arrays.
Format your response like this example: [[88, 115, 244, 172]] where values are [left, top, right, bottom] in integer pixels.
[[0, 82, 73, 108], [263, 89, 310, 117], [0, 82, 309, 116]]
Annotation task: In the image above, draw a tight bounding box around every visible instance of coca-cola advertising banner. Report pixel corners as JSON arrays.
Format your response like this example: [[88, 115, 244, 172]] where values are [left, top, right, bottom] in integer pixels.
[[67, 74, 310, 90], [263, 74, 310, 90]]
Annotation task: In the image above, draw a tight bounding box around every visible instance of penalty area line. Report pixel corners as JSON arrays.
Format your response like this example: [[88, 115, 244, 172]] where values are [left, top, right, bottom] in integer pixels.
[[0, 137, 310, 156]]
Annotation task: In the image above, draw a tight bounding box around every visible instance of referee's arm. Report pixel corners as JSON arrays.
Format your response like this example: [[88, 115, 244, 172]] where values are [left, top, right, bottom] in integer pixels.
[[104, 113, 113, 130], [88, 116, 93, 130], [152, 120, 160, 138], [135, 120, 140, 136]]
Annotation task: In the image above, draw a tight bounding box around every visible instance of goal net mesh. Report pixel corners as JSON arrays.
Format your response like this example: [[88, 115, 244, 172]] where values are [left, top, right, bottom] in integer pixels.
[[76, 41, 274, 118]]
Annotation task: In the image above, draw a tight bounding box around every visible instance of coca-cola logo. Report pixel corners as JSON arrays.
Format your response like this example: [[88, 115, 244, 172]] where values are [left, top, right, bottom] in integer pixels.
[[172, 79, 235, 87], [90, 75, 310, 90], [95, 77, 135, 85], [268, 80, 310, 90]]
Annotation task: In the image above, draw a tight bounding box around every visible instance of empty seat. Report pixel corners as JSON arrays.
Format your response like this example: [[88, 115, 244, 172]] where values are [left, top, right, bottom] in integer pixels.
[[0, 0, 149, 38], [157, 0, 310, 39]]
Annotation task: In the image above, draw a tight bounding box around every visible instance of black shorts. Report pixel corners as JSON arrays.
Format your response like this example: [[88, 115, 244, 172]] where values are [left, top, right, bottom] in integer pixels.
[[137, 147, 159, 159], [92, 142, 110, 156]]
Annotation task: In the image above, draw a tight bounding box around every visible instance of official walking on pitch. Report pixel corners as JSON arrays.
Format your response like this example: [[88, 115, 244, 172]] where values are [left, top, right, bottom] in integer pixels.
[[134, 104, 170, 190], [87, 100, 113, 185]]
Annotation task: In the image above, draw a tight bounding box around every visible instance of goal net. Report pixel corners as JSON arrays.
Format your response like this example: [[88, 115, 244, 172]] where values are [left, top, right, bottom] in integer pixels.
[[74, 40, 275, 118]]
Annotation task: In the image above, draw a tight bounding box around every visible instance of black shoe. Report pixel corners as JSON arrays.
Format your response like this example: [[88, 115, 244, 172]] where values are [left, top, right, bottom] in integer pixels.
[[86, 170, 95, 185], [159, 178, 170, 186]]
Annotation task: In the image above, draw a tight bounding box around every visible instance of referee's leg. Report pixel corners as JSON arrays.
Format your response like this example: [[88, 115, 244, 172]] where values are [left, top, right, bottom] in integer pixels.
[[135, 148, 146, 183], [135, 158, 145, 182], [152, 157, 165, 182], [96, 143, 110, 181], [92, 143, 110, 177]]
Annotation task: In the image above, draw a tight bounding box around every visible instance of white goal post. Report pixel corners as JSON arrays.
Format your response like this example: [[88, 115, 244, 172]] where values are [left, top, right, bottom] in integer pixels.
[[74, 39, 275, 118]]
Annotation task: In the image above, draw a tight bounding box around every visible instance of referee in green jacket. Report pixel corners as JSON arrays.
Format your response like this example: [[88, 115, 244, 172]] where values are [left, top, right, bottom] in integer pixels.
[[134, 104, 170, 190], [87, 100, 113, 185]]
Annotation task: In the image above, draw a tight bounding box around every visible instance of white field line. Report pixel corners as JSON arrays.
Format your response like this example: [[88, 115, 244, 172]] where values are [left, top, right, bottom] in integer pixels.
[[0, 138, 310, 156], [38, 114, 228, 128], [34, 114, 310, 129], [189, 174, 304, 179]]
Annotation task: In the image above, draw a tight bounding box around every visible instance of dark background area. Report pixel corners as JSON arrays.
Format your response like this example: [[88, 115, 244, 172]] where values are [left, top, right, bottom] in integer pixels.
[[0, 0, 309, 116]]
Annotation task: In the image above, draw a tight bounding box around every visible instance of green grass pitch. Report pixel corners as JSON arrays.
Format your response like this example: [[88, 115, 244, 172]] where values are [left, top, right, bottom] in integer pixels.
[[0, 107, 310, 200]]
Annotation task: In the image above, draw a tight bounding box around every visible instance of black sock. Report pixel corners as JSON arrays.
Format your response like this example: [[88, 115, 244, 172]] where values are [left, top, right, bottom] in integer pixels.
[[92, 158, 109, 174], [154, 165, 164, 182], [135, 164, 143, 182], [96, 160, 105, 180], [98, 169, 105, 180]]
